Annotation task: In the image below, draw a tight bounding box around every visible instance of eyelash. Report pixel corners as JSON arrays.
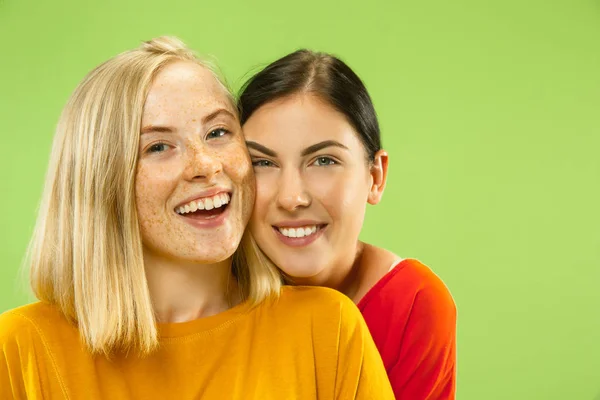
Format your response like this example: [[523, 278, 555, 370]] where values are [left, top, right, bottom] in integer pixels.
[[144, 127, 231, 154], [252, 159, 275, 168], [147, 142, 171, 154], [311, 156, 338, 166], [251, 156, 339, 168], [206, 127, 231, 140]]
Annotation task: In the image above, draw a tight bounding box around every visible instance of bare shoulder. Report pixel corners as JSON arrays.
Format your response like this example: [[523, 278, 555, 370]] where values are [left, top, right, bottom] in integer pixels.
[[360, 243, 400, 276], [353, 243, 402, 302]]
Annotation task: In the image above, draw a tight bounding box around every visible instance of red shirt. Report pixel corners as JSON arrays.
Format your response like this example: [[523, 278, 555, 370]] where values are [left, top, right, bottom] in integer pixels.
[[357, 259, 457, 399]]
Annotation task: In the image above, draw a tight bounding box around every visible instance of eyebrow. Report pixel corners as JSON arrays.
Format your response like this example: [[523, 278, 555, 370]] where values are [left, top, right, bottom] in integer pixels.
[[245, 140, 349, 158], [301, 140, 349, 156], [246, 141, 277, 157], [140, 108, 237, 135], [140, 125, 173, 135], [202, 108, 237, 124]]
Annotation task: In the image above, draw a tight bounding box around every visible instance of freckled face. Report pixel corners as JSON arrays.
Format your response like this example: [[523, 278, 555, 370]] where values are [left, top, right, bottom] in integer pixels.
[[135, 61, 254, 264]]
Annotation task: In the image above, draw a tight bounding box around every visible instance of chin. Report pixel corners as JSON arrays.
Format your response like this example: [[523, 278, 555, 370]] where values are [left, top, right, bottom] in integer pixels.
[[180, 243, 236, 264], [278, 263, 325, 281], [204, 248, 238, 263]]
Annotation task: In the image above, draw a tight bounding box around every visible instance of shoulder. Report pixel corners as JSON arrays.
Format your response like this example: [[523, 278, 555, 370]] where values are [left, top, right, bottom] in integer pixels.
[[358, 258, 456, 348], [279, 285, 356, 308], [0, 303, 48, 340], [389, 259, 453, 297], [274, 287, 372, 352], [360, 258, 456, 315], [0, 303, 48, 360], [357, 260, 456, 378], [0, 302, 73, 347], [275, 286, 364, 325]]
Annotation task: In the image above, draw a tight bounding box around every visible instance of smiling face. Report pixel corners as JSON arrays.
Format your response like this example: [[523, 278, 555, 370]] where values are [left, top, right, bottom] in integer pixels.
[[135, 61, 254, 265], [243, 93, 379, 282]]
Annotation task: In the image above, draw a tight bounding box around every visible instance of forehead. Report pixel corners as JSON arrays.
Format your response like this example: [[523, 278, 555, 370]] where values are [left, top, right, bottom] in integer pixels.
[[243, 94, 362, 150], [143, 61, 234, 121]]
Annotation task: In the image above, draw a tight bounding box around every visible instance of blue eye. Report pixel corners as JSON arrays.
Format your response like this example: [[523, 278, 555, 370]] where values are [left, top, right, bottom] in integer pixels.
[[148, 143, 170, 153], [313, 156, 337, 166], [252, 159, 275, 168], [207, 128, 230, 140]]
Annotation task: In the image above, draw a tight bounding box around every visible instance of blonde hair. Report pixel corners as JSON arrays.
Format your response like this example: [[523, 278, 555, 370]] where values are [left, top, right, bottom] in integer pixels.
[[27, 36, 281, 356]]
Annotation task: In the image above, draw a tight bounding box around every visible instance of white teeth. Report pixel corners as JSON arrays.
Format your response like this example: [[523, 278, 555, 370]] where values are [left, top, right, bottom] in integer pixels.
[[176, 193, 230, 215], [278, 225, 319, 238]]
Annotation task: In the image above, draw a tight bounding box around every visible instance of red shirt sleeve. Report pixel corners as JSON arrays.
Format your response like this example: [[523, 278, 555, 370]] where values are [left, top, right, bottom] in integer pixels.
[[357, 259, 457, 399]]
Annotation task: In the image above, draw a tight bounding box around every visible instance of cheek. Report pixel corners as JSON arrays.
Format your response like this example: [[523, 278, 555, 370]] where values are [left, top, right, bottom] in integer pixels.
[[135, 161, 180, 218], [309, 169, 370, 221], [254, 172, 275, 206], [250, 173, 274, 226], [221, 144, 255, 215], [228, 153, 253, 186]]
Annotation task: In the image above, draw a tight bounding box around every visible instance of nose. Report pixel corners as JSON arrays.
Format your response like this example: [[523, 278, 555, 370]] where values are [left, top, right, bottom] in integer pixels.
[[183, 142, 222, 181], [276, 168, 311, 212]]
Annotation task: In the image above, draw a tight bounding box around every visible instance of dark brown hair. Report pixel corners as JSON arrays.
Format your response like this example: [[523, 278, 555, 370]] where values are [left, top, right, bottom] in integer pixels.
[[238, 50, 381, 161]]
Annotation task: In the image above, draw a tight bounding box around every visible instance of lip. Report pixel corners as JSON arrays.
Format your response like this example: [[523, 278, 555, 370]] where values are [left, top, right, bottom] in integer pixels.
[[177, 203, 231, 229], [272, 223, 327, 248], [174, 188, 232, 209]]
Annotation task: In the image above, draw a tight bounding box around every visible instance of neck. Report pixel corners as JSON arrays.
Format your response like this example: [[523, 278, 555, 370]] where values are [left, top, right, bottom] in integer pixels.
[[144, 249, 241, 324], [292, 241, 366, 300]]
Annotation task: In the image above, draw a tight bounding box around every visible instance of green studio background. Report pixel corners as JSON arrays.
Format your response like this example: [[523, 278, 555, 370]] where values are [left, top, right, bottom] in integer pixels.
[[1, 1, 598, 399]]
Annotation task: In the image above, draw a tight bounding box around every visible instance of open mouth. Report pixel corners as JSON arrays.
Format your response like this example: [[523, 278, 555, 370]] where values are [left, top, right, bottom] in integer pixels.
[[272, 224, 327, 239], [175, 192, 231, 220]]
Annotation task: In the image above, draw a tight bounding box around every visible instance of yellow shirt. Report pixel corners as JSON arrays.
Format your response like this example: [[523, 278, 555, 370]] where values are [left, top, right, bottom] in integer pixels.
[[0, 286, 393, 399]]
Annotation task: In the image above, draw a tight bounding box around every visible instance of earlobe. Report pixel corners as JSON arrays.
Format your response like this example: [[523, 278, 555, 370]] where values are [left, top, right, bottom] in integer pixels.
[[367, 150, 389, 205]]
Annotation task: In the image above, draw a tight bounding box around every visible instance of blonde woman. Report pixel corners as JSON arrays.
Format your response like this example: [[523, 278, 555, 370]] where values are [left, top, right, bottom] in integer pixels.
[[0, 37, 394, 399]]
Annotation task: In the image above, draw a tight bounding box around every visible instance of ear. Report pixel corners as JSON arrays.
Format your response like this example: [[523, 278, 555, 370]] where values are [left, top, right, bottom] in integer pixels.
[[367, 149, 389, 205]]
